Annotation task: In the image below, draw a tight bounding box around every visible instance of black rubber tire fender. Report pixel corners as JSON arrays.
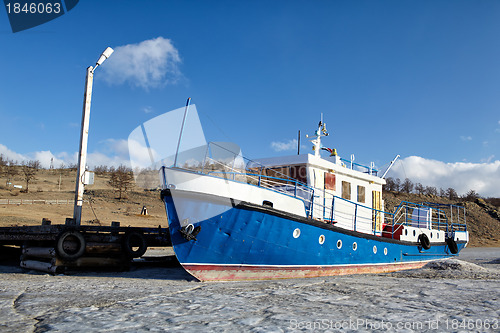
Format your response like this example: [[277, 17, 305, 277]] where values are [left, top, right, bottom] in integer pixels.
[[56, 230, 86, 261], [418, 233, 431, 250], [122, 232, 147, 258], [446, 237, 459, 254]]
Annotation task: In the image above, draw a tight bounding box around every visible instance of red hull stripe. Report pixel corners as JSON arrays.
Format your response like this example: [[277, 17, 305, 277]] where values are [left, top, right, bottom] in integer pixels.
[[182, 261, 430, 281]]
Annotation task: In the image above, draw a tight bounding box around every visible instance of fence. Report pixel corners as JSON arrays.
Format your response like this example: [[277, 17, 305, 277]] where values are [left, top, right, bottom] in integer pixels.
[[0, 199, 83, 205]]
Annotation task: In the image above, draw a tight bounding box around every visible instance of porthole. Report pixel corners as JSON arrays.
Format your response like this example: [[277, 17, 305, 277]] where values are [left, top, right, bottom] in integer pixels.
[[293, 228, 301, 238], [319, 235, 325, 245], [352, 242, 357, 251], [384, 247, 388, 255], [337, 240, 342, 249], [373, 245, 377, 254]]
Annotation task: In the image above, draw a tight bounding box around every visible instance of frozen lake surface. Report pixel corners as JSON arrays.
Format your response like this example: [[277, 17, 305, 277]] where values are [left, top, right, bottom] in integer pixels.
[[0, 247, 499, 332]]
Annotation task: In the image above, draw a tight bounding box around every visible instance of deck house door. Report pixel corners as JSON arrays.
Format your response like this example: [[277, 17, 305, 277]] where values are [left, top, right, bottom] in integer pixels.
[[372, 191, 382, 233]]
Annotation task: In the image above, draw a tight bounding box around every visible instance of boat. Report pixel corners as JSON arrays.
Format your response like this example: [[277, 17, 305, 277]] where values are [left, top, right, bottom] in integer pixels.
[[158, 104, 469, 281]]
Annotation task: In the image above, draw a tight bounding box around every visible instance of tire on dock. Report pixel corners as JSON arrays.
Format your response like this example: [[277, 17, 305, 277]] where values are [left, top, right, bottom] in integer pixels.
[[55, 230, 86, 261], [122, 231, 147, 258]]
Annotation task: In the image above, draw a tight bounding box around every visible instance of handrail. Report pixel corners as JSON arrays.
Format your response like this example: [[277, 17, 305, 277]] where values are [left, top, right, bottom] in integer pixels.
[[340, 157, 379, 174], [166, 141, 467, 238]]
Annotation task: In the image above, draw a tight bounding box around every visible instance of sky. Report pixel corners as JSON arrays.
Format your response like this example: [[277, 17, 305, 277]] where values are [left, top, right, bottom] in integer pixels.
[[0, 0, 499, 197]]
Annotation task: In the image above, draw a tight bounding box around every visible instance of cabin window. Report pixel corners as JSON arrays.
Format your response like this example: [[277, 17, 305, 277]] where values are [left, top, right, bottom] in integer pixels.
[[289, 165, 307, 184], [357, 185, 365, 203], [341, 181, 351, 200], [324, 172, 336, 191]]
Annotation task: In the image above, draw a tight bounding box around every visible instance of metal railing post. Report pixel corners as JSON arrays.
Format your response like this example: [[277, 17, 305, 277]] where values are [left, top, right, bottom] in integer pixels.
[[354, 204, 358, 231], [330, 196, 335, 223]]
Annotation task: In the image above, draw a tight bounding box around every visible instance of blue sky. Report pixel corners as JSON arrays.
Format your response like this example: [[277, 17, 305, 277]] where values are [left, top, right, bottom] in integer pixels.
[[1, 1, 499, 196]]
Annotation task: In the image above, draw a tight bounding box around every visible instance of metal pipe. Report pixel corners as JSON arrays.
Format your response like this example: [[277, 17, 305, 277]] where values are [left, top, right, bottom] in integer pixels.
[[22, 247, 56, 258], [20, 260, 58, 274]]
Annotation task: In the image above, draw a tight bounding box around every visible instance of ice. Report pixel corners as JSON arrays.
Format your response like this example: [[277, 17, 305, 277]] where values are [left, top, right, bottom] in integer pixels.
[[0, 248, 499, 332]]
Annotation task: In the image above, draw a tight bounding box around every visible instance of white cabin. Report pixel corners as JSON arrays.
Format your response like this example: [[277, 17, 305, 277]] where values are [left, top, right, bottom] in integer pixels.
[[255, 152, 385, 235]]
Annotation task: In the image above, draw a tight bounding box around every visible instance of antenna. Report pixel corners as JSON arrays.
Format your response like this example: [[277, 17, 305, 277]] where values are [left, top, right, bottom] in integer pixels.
[[297, 130, 301, 155], [381, 155, 400, 179]]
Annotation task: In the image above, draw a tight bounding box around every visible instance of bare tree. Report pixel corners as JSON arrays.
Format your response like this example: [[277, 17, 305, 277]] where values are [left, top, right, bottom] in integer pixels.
[[4, 159, 18, 187], [383, 177, 395, 191], [392, 178, 401, 193], [21, 160, 40, 192], [94, 165, 109, 175], [445, 188, 458, 200], [463, 189, 479, 201], [415, 183, 425, 195], [109, 165, 134, 199], [401, 178, 414, 194], [425, 186, 438, 196]]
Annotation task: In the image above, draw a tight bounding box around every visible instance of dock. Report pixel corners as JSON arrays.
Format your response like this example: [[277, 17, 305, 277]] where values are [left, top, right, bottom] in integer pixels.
[[0, 219, 172, 274]]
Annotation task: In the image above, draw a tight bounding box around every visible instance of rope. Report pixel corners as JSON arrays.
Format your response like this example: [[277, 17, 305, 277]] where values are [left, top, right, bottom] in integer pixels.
[[86, 192, 100, 224]]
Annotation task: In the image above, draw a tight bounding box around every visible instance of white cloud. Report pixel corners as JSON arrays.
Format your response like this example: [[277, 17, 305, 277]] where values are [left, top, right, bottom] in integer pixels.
[[271, 139, 300, 152], [101, 37, 182, 89], [0, 141, 130, 170], [387, 156, 500, 197], [0, 144, 27, 163], [460, 135, 472, 141]]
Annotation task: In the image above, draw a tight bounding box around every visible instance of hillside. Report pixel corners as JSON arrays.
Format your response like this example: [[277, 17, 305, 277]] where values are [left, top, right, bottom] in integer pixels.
[[383, 191, 500, 247], [0, 168, 166, 228], [0, 167, 499, 247]]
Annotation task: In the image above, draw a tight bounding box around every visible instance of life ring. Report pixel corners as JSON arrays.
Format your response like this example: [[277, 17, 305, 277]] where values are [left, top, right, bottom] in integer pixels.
[[122, 232, 147, 258], [418, 233, 431, 250], [446, 237, 459, 254], [56, 230, 86, 261]]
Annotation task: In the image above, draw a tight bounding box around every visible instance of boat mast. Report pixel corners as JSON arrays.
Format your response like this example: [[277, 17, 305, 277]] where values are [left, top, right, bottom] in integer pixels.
[[306, 113, 328, 157], [174, 98, 191, 167]]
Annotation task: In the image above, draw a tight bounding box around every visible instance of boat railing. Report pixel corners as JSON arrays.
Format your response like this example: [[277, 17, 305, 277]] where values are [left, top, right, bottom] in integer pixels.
[[340, 158, 378, 176], [173, 142, 317, 215], [390, 201, 467, 234], [207, 169, 316, 216], [307, 193, 395, 236], [419, 202, 467, 231]]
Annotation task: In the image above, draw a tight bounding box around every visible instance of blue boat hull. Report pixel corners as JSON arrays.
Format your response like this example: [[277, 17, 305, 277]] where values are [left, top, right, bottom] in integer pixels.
[[162, 190, 466, 281]]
